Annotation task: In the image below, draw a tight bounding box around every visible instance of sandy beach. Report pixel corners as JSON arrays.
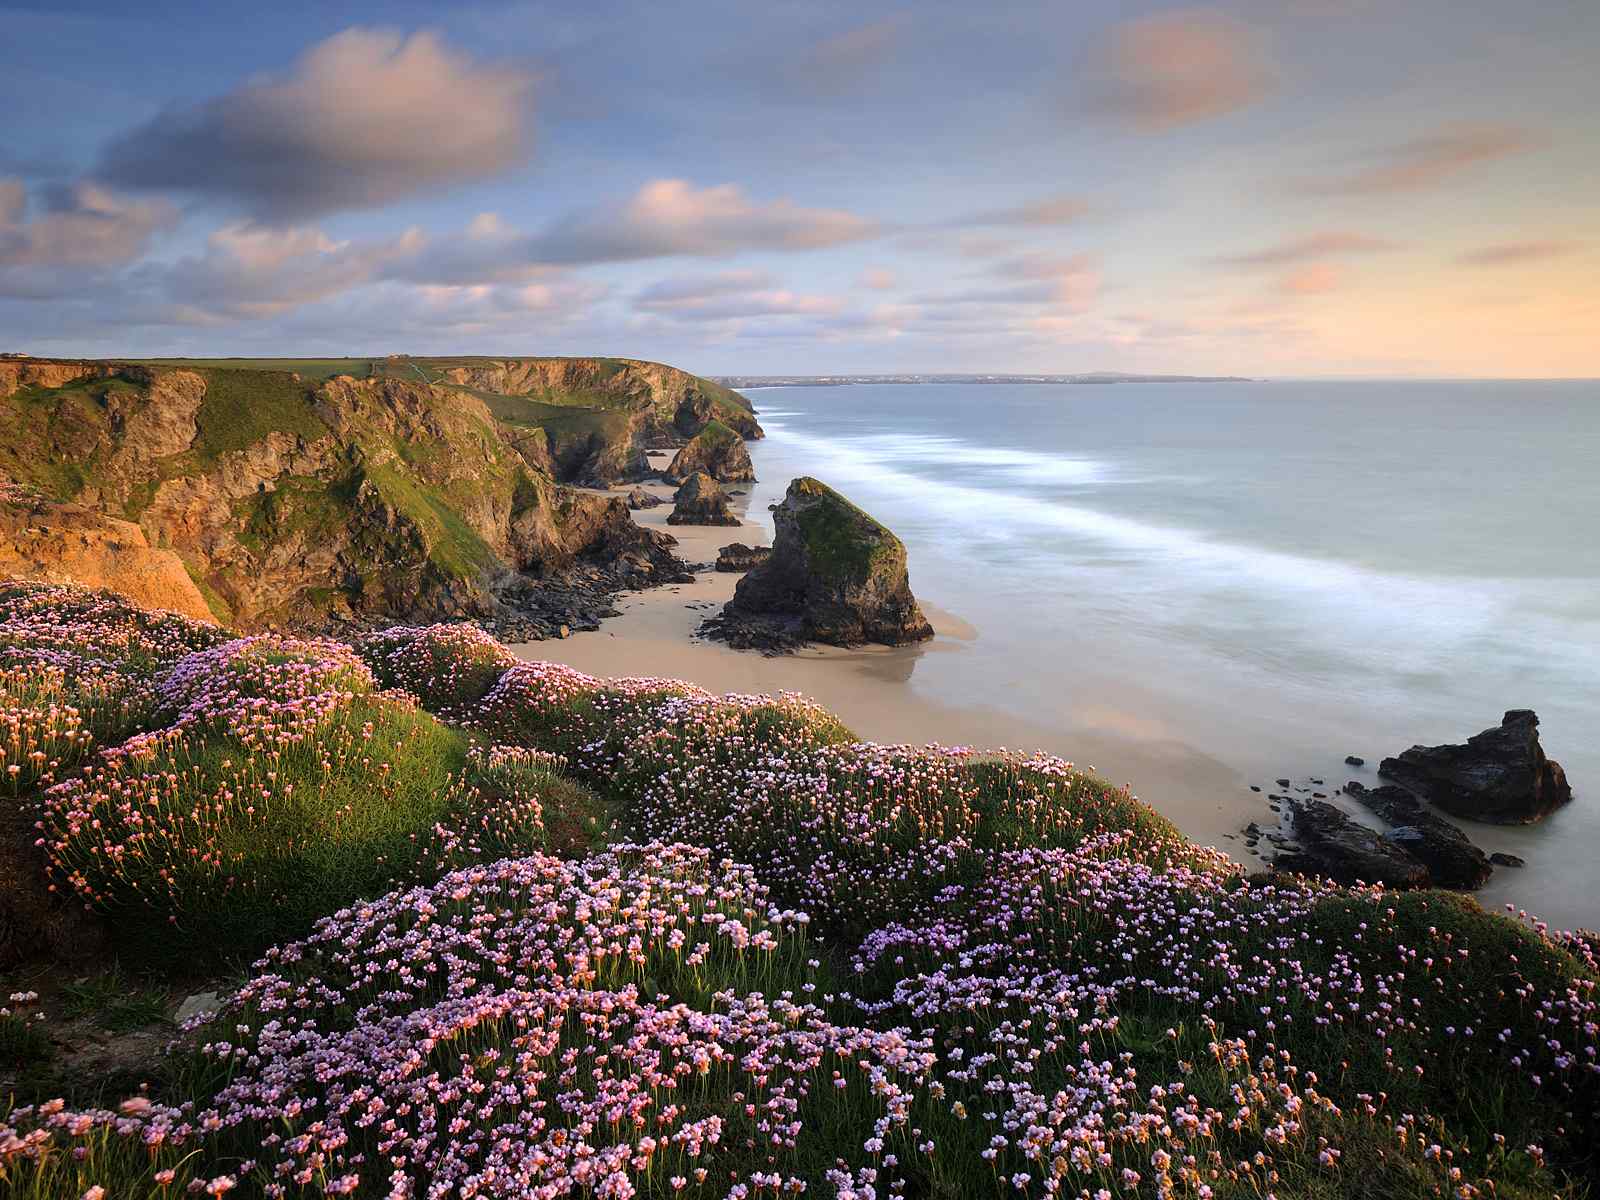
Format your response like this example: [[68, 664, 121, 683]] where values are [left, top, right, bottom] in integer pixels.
[[513, 452, 1256, 856]]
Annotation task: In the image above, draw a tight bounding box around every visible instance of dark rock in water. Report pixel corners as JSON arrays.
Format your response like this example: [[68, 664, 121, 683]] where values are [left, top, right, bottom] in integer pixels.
[[1489, 851, 1525, 868], [702, 476, 935, 652], [1345, 782, 1494, 889], [1275, 798, 1431, 888], [664, 420, 755, 484], [1276, 778, 1291, 787], [1249, 785, 1262, 793], [1345, 755, 1366, 767], [1379, 710, 1573, 824], [667, 472, 740, 526], [715, 542, 771, 573], [626, 487, 665, 510]]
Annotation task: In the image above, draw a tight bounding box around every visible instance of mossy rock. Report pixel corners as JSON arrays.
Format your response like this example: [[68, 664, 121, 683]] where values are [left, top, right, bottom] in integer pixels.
[[721, 477, 933, 648]]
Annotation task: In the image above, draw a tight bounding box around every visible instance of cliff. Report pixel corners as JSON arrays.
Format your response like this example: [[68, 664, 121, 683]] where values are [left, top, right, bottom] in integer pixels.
[[0, 488, 214, 623], [0, 358, 706, 628]]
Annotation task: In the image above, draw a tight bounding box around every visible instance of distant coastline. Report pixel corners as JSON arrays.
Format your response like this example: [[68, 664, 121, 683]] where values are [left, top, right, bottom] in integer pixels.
[[713, 371, 1257, 388]]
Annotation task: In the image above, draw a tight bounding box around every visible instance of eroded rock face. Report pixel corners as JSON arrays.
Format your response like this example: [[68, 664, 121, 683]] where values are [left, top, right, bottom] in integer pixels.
[[712, 477, 934, 649], [667, 472, 739, 526], [1379, 711, 1573, 824], [665, 420, 755, 484], [1, 361, 691, 631], [0, 492, 215, 624]]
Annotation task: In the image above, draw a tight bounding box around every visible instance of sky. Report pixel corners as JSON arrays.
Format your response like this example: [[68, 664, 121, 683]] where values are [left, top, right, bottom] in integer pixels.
[[2, 0, 1596, 377]]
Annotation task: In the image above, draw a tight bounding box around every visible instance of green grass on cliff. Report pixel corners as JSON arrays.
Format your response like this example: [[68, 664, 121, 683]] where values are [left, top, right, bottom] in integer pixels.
[[187, 368, 330, 465], [136, 358, 377, 381], [362, 462, 498, 581]]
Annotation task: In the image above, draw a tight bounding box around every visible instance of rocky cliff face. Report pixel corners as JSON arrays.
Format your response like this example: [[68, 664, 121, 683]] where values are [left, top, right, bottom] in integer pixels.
[[435, 357, 762, 441], [0, 489, 215, 623], [0, 360, 686, 630], [665, 420, 755, 483], [708, 477, 934, 650]]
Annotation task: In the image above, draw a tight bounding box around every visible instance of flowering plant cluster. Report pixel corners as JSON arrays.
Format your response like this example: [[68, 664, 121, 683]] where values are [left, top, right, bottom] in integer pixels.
[[1, 592, 1595, 1198], [354, 623, 519, 720]]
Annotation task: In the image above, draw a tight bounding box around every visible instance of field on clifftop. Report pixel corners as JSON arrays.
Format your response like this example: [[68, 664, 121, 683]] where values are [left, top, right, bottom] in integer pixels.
[[0, 583, 1595, 1199]]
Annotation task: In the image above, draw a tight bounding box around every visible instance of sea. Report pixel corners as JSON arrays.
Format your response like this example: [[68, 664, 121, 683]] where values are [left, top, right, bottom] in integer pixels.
[[737, 380, 1600, 930]]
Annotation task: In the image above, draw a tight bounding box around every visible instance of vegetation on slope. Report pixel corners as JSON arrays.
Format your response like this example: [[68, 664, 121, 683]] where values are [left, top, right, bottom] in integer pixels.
[[0, 583, 1593, 1199]]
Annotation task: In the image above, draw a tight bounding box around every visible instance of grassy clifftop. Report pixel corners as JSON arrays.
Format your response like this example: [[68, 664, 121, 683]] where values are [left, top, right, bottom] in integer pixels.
[[0, 583, 1594, 1199], [0, 357, 722, 627]]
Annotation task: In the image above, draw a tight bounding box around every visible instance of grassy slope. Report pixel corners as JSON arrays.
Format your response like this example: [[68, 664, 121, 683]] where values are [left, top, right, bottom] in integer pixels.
[[2, 591, 1594, 1196]]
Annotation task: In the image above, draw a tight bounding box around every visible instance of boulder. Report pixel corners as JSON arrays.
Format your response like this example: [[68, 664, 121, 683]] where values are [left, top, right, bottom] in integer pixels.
[[665, 420, 755, 484], [710, 477, 934, 649], [626, 487, 665, 510], [666, 472, 739, 526], [1345, 782, 1493, 889], [1379, 710, 1572, 824], [715, 542, 771, 573], [1275, 798, 1430, 889]]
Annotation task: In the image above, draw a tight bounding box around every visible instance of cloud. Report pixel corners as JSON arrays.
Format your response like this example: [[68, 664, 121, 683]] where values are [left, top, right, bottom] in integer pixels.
[[1294, 124, 1534, 195], [0, 178, 176, 269], [1456, 239, 1580, 267], [1277, 263, 1341, 294], [950, 194, 1092, 228], [1216, 231, 1393, 267], [788, 19, 904, 93], [99, 28, 535, 220], [526, 179, 877, 263], [859, 267, 896, 290], [150, 222, 418, 319], [1090, 9, 1272, 132], [634, 269, 841, 322], [919, 254, 1100, 311]]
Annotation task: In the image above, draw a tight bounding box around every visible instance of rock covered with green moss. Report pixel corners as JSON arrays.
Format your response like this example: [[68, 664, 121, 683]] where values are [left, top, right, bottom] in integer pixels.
[[710, 476, 934, 650], [664, 419, 755, 483]]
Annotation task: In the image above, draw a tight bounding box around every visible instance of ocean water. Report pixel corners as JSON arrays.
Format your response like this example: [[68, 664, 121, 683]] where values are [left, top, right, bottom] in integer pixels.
[[738, 380, 1600, 928]]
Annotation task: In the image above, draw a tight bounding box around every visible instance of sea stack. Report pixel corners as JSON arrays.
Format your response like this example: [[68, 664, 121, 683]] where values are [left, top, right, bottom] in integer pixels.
[[1378, 710, 1573, 824], [667, 471, 740, 526], [710, 476, 934, 650], [665, 419, 755, 484]]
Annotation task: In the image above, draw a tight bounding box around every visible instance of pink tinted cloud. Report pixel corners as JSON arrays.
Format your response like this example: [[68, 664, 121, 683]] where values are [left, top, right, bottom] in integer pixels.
[[1278, 263, 1341, 294], [1217, 230, 1393, 267], [1093, 9, 1273, 132], [1456, 239, 1580, 266], [1295, 124, 1535, 195]]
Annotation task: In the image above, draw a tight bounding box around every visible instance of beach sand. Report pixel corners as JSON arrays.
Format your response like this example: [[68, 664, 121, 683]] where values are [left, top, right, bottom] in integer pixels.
[[512, 457, 1255, 855]]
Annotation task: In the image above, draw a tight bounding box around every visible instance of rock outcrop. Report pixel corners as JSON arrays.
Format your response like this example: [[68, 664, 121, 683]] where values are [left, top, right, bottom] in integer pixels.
[[706, 477, 934, 650], [667, 472, 740, 526], [626, 487, 666, 510], [1343, 782, 1494, 889], [1274, 799, 1430, 889], [0, 359, 692, 632], [715, 543, 770, 573], [665, 420, 755, 484], [431, 357, 762, 487], [1379, 711, 1573, 824], [0, 490, 215, 624]]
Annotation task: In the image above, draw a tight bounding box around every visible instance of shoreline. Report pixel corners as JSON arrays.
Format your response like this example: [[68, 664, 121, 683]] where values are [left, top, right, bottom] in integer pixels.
[[516, 452, 1592, 930], [515, 457, 1258, 858]]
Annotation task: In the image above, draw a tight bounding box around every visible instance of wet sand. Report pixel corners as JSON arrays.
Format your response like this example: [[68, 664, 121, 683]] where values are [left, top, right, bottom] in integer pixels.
[[513, 459, 1254, 854]]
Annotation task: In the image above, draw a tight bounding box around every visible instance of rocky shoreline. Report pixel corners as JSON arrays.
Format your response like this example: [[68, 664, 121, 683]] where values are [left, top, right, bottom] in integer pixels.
[[1242, 710, 1571, 893]]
